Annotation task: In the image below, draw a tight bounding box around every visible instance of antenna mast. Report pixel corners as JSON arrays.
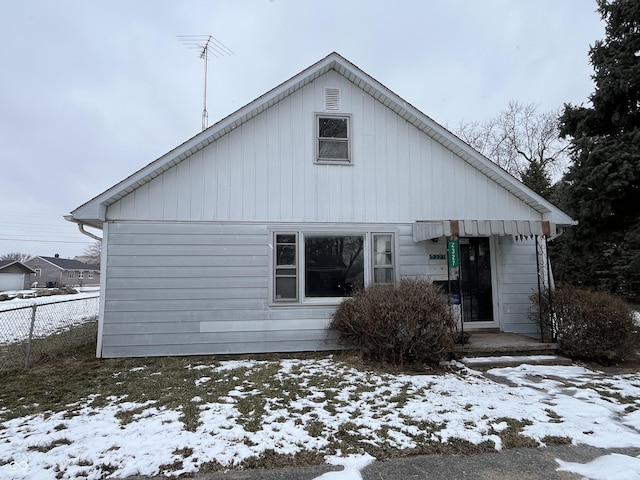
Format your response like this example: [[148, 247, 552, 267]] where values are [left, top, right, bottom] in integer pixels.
[[178, 35, 232, 131]]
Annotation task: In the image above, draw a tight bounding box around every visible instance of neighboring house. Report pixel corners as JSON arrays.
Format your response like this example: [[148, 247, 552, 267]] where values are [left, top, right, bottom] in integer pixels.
[[0, 260, 36, 291], [23, 255, 101, 288], [67, 52, 575, 359]]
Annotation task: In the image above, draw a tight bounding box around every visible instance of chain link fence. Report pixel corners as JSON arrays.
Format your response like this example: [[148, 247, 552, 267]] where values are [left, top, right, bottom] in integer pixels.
[[0, 295, 99, 373]]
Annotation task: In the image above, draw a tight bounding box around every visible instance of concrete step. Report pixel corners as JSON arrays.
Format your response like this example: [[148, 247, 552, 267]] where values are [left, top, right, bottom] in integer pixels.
[[460, 354, 573, 371], [453, 332, 559, 357]]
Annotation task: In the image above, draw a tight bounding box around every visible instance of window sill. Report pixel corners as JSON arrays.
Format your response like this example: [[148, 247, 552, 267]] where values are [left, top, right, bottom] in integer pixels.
[[314, 160, 352, 166], [270, 298, 345, 308]]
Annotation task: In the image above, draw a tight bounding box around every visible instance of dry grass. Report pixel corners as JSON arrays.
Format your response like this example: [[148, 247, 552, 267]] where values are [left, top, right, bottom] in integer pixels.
[[1, 329, 635, 473]]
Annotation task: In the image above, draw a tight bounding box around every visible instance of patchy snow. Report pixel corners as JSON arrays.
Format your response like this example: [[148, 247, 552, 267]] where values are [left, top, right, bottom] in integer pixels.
[[556, 453, 640, 479], [462, 355, 561, 365], [1, 359, 640, 479], [313, 453, 375, 479]]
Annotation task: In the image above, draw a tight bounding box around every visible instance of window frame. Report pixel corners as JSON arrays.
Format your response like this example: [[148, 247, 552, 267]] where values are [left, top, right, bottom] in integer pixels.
[[372, 233, 396, 285], [273, 232, 299, 302], [270, 229, 397, 305], [315, 113, 352, 165]]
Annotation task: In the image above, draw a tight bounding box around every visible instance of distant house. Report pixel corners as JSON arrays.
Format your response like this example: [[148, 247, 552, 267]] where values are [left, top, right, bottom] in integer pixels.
[[0, 261, 36, 291], [67, 52, 574, 359], [23, 255, 101, 288]]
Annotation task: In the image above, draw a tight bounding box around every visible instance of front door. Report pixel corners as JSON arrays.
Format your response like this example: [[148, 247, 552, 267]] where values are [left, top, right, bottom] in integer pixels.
[[459, 237, 493, 323]]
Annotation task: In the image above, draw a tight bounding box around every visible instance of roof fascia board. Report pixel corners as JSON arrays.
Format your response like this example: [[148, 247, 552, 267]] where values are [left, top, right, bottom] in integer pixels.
[[0, 261, 36, 273]]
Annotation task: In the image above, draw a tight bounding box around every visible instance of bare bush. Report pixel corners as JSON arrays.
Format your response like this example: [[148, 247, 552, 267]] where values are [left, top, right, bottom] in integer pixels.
[[531, 286, 634, 364], [328, 278, 456, 366]]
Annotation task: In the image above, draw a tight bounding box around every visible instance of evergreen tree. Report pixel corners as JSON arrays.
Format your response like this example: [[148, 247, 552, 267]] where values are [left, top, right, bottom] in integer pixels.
[[552, 0, 640, 301]]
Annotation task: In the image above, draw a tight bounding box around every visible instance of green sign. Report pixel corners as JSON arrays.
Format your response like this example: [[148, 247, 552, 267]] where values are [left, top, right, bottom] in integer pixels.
[[448, 240, 459, 268]]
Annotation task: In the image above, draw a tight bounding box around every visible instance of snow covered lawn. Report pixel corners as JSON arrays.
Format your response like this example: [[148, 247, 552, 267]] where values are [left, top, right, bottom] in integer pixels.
[[1, 356, 640, 479]]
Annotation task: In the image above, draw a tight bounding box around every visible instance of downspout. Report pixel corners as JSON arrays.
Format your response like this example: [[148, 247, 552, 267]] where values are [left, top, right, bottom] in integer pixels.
[[66, 218, 103, 242]]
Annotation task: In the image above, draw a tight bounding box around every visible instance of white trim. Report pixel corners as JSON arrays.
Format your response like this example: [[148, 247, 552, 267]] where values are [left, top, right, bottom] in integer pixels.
[[268, 226, 399, 307], [95, 222, 108, 358], [314, 112, 352, 165]]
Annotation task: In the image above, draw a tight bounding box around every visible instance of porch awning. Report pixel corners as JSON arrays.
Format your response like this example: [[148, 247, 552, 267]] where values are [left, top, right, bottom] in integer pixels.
[[412, 220, 556, 242]]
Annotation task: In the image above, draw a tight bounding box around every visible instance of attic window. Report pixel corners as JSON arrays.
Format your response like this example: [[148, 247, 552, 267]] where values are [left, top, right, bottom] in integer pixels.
[[324, 87, 341, 111], [316, 114, 351, 164]]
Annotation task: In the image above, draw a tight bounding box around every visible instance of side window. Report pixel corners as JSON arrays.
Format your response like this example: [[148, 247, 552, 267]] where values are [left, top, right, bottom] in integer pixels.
[[373, 234, 395, 284], [274, 233, 298, 301], [317, 115, 350, 163]]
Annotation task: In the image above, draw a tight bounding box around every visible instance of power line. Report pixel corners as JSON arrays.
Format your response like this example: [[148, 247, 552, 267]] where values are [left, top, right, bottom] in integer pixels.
[[0, 238, 92, 244]]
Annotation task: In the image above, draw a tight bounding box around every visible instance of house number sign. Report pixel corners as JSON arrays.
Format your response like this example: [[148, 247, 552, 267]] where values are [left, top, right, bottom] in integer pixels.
[[448, 240, 459, 268]]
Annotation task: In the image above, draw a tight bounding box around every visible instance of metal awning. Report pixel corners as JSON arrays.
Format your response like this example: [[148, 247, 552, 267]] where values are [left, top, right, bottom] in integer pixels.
[[412, 220, 556, 242]]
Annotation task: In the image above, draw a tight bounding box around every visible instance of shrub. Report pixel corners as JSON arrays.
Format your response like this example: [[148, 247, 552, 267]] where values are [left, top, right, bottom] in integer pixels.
[[328, 278, 457, 365], [531, 286, 635, 364]]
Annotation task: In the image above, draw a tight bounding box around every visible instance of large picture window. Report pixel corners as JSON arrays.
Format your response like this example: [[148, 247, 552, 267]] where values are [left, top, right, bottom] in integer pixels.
[[272, 231, 395, 303], [317, 115, 350, 163], [305, 235, 364, 297]]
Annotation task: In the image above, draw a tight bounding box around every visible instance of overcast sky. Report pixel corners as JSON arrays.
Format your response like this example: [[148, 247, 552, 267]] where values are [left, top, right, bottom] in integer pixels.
[[0, 0, 604, 259]]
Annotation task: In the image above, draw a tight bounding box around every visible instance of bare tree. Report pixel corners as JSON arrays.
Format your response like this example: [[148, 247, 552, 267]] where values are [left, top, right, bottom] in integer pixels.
[[0, 252, 32, 262], [82, 241, 102, 265], [455, 101, 569, 195]]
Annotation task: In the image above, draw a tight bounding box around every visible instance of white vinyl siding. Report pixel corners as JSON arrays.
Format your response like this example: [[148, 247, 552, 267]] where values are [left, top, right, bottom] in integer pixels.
[[106, 70, 541, 225], [495, 236, 540, 336], [99, 222, 453, 358]]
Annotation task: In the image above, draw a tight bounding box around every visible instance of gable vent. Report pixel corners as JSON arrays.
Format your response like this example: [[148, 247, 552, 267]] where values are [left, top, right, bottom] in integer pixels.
[[324, 87, 341, 111]]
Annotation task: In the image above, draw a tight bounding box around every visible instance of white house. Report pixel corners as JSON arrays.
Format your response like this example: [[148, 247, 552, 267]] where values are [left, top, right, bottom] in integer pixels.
[[67, 52, 574, 358]]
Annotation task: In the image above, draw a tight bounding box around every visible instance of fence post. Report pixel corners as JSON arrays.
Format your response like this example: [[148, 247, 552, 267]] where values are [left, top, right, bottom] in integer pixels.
[[25, 304, 37, 368]]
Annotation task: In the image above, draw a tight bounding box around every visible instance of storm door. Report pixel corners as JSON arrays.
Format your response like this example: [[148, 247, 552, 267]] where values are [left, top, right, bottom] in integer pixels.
[[459, 237, 493, 323]]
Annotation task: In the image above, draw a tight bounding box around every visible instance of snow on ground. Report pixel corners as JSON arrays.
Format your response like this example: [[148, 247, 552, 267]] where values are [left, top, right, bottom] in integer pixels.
[[0, 289, 99, 345], [556, 453, 640, 479], [1, 359, 640, 479]]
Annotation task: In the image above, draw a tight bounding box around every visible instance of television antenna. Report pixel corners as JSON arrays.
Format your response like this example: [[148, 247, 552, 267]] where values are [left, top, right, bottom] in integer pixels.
[[178, 35, 233, 131]]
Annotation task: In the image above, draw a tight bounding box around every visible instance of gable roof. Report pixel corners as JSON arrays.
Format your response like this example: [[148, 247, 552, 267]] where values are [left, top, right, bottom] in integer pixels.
[[37, 256, 100, 272], [69, 52, 574, 228], [0, 260, 36, 273]]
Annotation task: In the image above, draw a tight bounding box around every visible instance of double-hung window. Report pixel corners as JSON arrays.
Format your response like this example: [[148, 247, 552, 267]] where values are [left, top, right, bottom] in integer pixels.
[[274, 234, 298, 301], [273, 231, 395, 303], [372, 234, 395, 284], [316, 115, 350, 163]]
